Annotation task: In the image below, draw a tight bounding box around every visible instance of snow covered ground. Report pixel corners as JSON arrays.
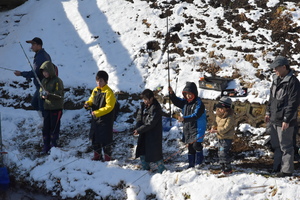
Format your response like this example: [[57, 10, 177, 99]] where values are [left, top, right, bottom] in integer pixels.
[[1, 0, 300, 199]]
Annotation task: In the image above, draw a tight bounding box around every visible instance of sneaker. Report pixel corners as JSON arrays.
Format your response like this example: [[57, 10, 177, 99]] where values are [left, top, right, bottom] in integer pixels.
[[275, 172, 292, 177]]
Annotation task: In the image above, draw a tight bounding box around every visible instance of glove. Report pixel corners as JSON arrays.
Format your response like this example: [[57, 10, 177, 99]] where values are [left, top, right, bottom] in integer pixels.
[[84, 102, 91, 110]]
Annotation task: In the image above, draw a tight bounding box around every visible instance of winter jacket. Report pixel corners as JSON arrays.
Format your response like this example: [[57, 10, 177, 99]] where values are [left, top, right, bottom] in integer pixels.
[[215, 109, 235, 140], [21, 48, 51, 89], [39, 61, 64, 110], [135, 98, 163, 162], [266, 70, 300, 126], [86, 84, 116, 145], [170, 82, 207, 143]]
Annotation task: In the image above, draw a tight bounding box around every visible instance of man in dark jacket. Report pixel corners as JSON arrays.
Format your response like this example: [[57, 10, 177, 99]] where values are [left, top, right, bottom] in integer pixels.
[[265, 56, 300, 177], [134, 89, 166, 173], [14, 37, 52, 116], [169, 82, 207, 168]]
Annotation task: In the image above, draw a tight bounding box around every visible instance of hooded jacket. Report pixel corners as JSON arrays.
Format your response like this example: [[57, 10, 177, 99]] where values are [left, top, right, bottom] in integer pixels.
[[266, 70, 300, 126], [170, 82, 207, 143], [39, 61, 64, 110]]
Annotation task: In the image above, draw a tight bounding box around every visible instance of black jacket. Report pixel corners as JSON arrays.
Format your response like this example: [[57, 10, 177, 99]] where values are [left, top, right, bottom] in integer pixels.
[[267, 70, 300, 126], [135, 98, 163, 162]]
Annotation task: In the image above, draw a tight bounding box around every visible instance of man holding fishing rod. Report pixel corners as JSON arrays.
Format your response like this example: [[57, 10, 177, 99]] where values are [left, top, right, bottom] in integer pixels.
[[14, 37, 52, 121]]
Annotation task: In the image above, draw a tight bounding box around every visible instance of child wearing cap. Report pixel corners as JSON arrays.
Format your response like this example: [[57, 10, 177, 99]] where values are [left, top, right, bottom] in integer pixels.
[[210, 96, 235, 174], [84, 70, 117, 161], [169, 82, 207, 168]]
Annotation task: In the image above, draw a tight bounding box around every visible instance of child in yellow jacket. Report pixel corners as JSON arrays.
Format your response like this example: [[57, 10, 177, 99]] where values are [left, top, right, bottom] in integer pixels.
[[84, 71, 116, 161], [210, 97, 235, 174]]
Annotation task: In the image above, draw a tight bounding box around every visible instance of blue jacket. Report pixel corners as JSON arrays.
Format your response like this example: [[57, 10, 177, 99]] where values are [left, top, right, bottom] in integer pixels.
[[170, 82, 207, 143], [21, 48, 51, 89]]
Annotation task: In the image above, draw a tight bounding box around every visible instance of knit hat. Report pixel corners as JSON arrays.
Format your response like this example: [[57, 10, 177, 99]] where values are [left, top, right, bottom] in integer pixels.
[[216, 96, 232, 108], [96, 70, 109, 82], [269, 56, 289, 69]]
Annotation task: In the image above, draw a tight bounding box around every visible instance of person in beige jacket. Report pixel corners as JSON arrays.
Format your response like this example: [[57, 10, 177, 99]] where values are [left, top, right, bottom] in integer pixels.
[[210, 97, 235, 174]]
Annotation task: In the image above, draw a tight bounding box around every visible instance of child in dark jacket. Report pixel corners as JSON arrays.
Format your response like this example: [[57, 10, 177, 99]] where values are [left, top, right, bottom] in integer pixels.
[[40, 61, 64, 154], [210, 97, 235, 174], [134, 89, 166, 173], [84, 71, 116, 161], [169, 82, 207, 168]]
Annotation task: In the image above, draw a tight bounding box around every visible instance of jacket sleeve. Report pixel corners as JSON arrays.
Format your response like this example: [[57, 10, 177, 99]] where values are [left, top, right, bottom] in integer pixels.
[[284, 76, 300, 123], [93, 88, 116, 118], [21, 71, 34, 79], [169, 92, 186, 109]]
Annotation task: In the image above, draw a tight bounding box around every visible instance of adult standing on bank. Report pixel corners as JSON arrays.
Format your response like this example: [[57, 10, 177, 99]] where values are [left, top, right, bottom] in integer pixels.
[[265, 56, 300, 177], [14, 37, 52, 117]]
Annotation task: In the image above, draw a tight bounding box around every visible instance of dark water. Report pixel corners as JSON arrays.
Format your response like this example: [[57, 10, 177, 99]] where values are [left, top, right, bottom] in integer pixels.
[[0, 185, 59, 200]]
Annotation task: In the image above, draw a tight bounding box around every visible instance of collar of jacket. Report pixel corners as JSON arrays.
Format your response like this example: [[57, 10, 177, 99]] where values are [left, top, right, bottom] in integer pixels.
[[273, 70, 293, 85]]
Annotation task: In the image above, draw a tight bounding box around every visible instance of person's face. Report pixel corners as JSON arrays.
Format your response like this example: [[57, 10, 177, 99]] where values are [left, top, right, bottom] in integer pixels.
[[216, 107, 225, 113], [96, 78, 106, 88], [185, 93, 193, 100], [42, 71, 49, 78], [143, 97, 153, 107], [30, 42, 41, 53], [274, 65, 287, 77]]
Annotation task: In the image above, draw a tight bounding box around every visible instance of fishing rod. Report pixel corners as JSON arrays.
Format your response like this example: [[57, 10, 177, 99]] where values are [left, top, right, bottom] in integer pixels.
[[19, 42, 62, 99], [0, 66, 15, 72], [167, 15, 172, 126]]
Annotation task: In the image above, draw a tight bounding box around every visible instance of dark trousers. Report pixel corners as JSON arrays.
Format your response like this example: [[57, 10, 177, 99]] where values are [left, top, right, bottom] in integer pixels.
[[31, 88, 44, 114], [188, 142, 203, 154], [218, 139, 232, 164], [43, 110, 63, 148]]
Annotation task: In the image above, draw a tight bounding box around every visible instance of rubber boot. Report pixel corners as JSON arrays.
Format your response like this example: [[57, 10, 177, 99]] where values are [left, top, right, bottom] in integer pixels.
[[195, 151, 204, 166], [104, 154, 111, 161], [140, 155, 150, 170], [156, 160, 166, 174], [92, 151, 102, 161], [188, 154, 195, 168], [41, 145, 50, 155]]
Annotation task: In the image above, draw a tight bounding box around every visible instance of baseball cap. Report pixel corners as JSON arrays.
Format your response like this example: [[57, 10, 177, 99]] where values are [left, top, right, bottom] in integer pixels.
[[269, 56, 289, 69], [26, 37, 43, 46]]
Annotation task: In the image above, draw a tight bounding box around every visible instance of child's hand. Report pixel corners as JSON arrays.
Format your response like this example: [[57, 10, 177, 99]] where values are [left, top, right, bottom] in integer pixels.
[[84, 103, 91, 110], [133, 130, 139, 137], [41, 91, 49, 99], [168, 86, 174, 94], [177, 116, 184, 122], [209, 129, 217, 133]]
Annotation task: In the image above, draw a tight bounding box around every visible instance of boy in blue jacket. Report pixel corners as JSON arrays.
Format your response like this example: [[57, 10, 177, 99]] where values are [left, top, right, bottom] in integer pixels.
[[169, 82, 207, 168]]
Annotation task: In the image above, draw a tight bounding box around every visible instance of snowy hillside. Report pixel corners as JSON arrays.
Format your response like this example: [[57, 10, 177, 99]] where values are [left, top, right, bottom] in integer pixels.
[[1, 0, 300, 199]]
